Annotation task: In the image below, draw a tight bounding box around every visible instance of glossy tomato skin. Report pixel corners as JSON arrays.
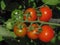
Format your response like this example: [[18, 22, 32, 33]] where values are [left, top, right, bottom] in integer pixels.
[[39, 25, 54, 42], [27, 29, 38, 39], [31, 23, 39, 28], [24, 8, 37, 21], [27, 24, 38, 39], [14, 22, 27, 37], [39, 6, 52, 22]]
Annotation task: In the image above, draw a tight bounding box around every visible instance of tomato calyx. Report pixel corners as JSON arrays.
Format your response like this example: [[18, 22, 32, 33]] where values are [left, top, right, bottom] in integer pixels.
[[25, 12, 32, 21], [24, 8, 37, 21], [38, 28, 42, 33], [18, 25, 24, 29], [28, 26, 35, 31], [14, 22, 27, 29], [28, 23, 38, 31], [28, 23, 39, 34], [27, 23, 39, 39]]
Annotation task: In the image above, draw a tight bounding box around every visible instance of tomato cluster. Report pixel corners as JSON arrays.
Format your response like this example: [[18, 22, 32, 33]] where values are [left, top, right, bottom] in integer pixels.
[[13, 5, 54, 43], [24, 5, 52, 21]]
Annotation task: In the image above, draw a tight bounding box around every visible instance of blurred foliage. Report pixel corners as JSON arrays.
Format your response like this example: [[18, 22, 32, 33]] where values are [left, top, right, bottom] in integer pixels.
[[58, 32, 60, 40], [1, 0, 6, 10], [0, 36, 3, 41], [42, 0, 60, 5], [0, 25, 16, 38]]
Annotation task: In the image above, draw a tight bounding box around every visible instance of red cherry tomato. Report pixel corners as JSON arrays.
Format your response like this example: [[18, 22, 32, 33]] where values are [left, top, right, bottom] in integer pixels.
[[39, 25, 54, 42], [24, 8, 37, 21], [14, 22, 27, 37], [27, 29, 38, 40], [27, 24, 39, 39], [39, 6, 52, 22], [31, 23, 38, 28]]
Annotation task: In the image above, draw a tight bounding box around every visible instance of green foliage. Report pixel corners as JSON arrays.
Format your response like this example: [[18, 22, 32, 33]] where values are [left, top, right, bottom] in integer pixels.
[[30, 0, 34, 2], [42, 0, 60, 5], [50, 25, 57, 29], [28, 0, 34, 3], [50, 36, 56, 43], [58, 36, 60, 40], [10, 32, 16, 38], [1, 0, 6, 10], [5, 19, 14, 30], [0, 25, 16, 38], [0, 36, 3, 41], [57, 7, 60, 10], [33, 2, 36, 8], [18, 5, 22, 9], [58, 32, 60, 40]]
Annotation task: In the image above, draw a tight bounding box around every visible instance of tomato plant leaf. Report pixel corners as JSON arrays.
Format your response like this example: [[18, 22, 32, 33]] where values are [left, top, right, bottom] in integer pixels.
[[1, 0, 6, 10], [0, 25, 16, 38], [42, 0, 60, 5], [10, 32, 16, 38], [5, 19, 14, 30]]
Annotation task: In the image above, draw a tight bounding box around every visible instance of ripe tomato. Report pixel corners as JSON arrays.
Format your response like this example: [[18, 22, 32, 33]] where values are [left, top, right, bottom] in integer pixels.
[[24, 8, 37, 21], [31, 23, 39, 28], [27, 29, 38, 40], [39, 25, 54, 42], [39, 6, 52, 22], [27, 24, 38, 39], [13, 22, 27, 37]]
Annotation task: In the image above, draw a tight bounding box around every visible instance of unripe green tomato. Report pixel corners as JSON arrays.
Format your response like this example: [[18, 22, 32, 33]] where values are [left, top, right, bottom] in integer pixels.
[[11, 9, 23, 21]]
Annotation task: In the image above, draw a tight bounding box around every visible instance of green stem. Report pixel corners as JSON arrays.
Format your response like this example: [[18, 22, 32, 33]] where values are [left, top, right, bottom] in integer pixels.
[[29, 23, 34, 31], [40, 21, 60, 26], [22, 21, 60, 26], [25, 13, 30, 21], [37, 11, 42, 17]]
